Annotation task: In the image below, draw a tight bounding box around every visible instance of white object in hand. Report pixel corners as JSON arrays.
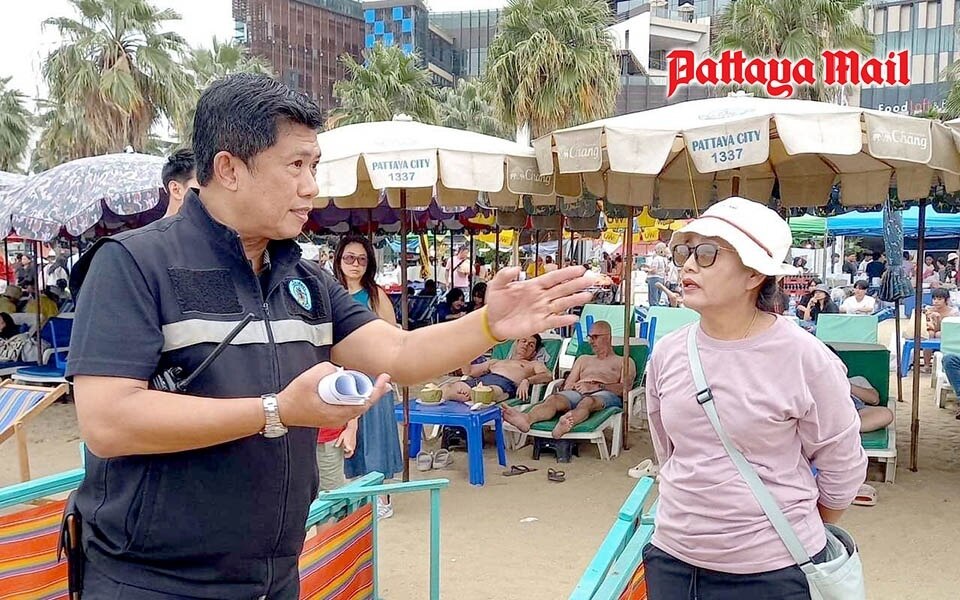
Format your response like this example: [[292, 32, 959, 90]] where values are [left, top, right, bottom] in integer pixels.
[[317, 369, 373, 406]]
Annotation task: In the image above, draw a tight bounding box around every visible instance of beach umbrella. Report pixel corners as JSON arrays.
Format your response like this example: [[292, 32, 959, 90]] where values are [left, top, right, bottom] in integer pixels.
[[878, 201, 912, 412], [534, 94, 960, 464], [0, 153, 166, 241], [315, 115, 556, 482], [0, 171, 26, 193]]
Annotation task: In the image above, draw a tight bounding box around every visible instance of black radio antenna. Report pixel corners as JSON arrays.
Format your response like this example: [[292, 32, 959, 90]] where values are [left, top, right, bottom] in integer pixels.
[[177, 313, 257, 391]]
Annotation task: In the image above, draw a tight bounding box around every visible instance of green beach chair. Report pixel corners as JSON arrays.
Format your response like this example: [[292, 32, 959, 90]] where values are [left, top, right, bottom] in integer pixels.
[[831, 342, 896, 483], [815, 314, 879, 345], [646, 306, 700, 350], [570, 476, 657, 600], [933, 317, 960, 408], [508, 342, 649, 461]]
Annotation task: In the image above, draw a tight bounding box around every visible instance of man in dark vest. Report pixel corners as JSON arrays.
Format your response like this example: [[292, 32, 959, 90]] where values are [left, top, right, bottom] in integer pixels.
[[67, 73, 593, 599]]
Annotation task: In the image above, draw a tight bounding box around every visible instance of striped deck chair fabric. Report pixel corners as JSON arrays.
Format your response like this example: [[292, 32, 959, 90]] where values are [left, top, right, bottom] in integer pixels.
[[299, 502, 375, 600], [617, 563, 647, 600], [0, 499, 68, 600], [0, 388, 51, 440]]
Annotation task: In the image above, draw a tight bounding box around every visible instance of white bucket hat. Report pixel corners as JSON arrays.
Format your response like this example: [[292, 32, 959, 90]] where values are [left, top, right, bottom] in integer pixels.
[[672, 197, 799, 278]]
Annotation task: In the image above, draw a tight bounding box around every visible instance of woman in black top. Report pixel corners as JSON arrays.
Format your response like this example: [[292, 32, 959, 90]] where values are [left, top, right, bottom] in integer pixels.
[[800, 284, 839, 329]]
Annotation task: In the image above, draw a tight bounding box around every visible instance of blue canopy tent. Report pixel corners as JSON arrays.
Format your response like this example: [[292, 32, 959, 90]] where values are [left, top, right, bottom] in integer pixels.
[[826, 206, 960, 238]]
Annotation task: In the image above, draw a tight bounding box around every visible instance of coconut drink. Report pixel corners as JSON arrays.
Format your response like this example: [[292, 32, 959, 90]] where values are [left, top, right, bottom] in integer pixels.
[[470, 383, 494, 405], [420, 383, 443, 404]]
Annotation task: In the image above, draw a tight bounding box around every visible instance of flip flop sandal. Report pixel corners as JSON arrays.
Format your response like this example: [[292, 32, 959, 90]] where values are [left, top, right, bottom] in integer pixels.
[[502, 465, 538, 477], [547, 468, 566, 483], [416, 451, 434, 472], [627, 459, 659, 479], [853, 483, 878, 507], [432, 448, 453, 469]]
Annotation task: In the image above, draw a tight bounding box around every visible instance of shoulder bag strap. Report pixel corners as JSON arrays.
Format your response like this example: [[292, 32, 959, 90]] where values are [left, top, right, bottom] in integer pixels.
[[685, 326, 814, 567]]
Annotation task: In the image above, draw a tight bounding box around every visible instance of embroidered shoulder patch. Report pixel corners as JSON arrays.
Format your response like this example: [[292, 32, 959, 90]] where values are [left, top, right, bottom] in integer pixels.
[[288, 279, 312, 311]]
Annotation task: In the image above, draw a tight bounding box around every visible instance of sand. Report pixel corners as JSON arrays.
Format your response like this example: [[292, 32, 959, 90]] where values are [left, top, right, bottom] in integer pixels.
[[3, 323, 960, 598]]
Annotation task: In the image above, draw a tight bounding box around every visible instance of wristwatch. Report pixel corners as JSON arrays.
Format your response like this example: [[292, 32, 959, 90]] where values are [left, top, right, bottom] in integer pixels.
[[260, 394, 288, 438]]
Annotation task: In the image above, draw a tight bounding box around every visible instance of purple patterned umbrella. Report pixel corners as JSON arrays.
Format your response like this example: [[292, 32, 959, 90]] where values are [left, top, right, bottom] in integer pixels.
[[0, 153, 165, 240]]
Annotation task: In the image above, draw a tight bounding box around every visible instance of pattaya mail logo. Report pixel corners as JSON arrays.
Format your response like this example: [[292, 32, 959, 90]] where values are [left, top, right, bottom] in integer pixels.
[[666, 49, 910, 98]]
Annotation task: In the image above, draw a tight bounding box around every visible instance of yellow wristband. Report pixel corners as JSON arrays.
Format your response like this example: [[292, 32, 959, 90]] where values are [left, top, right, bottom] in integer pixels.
[[481, 307, 505, 345]]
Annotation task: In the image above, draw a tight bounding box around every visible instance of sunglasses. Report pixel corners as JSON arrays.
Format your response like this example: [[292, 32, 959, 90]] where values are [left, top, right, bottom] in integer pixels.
[[671, 243, 732, 268], [342, 254, 368, 266]]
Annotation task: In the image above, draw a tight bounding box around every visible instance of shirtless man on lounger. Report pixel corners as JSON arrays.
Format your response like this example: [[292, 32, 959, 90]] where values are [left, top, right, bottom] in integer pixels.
[[502, 321, 634, 438], [441, 334, 554, 403]]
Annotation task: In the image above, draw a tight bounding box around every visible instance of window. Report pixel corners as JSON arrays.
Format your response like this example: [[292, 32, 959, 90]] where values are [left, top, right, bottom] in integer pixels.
[[364, 9, 374, 23], [393, 6, 404, 20]]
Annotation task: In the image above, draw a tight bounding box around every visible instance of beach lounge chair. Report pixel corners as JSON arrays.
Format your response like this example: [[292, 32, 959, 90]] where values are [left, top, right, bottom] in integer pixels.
[[0, 381, 69, 481], [0, 467, 450, 600], [832, 342, 896, 483], [11, 315, 74, 386], [815, 314, 879, 345], [507, 341, 649, 462], [932, 317, 960, 408], [570, 476, 657, 600], [643, 306, 700, 353]]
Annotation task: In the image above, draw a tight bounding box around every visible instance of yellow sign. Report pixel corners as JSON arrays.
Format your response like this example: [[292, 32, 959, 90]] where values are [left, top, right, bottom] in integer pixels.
[[642, 227, 661, 242], [606, 218, 628, 231], [601, 230, 622, 245]]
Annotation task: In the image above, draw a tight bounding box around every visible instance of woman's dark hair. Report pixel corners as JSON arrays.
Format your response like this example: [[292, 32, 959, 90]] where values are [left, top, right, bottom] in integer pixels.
[[932, 288, 951, 301], [0, 313, 17, 339], [333, 234, 381, 312], [446, 288, 465, 308], [853, 280, 869, 290], [471, 281, 487, 302], [756, 277, 786, 314], [872, 251, 882, 260]]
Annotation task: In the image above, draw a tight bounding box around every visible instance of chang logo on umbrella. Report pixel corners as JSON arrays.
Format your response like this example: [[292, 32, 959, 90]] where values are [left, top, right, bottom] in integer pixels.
[[697, 107, 757, 121], [559, 145, 601, 161], [870, 129, 929, 151]]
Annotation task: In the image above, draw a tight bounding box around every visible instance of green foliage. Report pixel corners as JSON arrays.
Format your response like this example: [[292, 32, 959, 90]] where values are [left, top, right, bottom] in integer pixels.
[[437, 78, 508, 138], [484, 0, 621, 138], [712, 0, 874, 101], [0, 77, 32, 172], [329, 43, 439, 127], [36, 0, 193, 168]]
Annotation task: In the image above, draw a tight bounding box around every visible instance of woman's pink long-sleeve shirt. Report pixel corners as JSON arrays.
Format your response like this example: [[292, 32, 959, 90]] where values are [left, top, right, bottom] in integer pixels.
[[645, 317, 867, 573]]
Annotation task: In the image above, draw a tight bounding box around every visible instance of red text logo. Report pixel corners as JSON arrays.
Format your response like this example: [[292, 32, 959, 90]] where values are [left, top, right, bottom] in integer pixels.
[[666, 49, 911, 98]]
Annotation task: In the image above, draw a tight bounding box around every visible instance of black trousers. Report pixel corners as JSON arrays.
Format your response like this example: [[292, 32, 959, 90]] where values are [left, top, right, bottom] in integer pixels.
[[80, 563, 299, 600], [643, 543, 829, 600]]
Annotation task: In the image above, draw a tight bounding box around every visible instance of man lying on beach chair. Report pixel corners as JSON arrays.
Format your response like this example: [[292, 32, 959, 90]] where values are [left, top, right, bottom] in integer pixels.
[[441, 334, 554, 403], [502, 321, 635, 438]]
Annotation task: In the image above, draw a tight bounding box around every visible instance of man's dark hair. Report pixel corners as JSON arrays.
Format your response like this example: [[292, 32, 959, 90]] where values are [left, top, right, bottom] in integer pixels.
[[193, 73, 324, 185], [872, 251, 881, 260], [932, 288, 951, 301], [854, 280, 869, 290], [162, 148, 196, 192]]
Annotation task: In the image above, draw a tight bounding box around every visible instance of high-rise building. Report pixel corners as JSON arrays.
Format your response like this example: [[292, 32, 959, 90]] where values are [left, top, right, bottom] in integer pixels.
[[361, 0, 457, 84], [428, 9, 501, 78], [232, 0, 365, 114], [861, 0, 958, 115]]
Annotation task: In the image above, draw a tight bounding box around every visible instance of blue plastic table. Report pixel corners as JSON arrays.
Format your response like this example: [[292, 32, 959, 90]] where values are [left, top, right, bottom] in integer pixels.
[[395, 401, 507, 486], [900, 338, 941, 377]]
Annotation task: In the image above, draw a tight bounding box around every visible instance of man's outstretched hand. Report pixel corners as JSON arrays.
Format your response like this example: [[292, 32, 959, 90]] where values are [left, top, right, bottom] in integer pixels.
[[484, 266, 594, 341]]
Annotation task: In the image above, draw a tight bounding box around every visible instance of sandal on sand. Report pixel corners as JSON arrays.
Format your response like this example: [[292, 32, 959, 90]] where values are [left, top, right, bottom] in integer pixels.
[[432, 449, 453, 469], [547, 468, 566, 483], [853, 483, 877, 507], [416, 451, 434, 472], [503, 465, 537, 477], [627, 459, 659, 479]]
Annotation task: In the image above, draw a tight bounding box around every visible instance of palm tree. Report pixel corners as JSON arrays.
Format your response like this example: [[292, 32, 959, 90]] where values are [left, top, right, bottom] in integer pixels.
[[173, 38, 275, 142], [484, 0, 620, 140], [39, 0, 193, 163], [712, 0, 873, 101], [437, 78, 507, 138], [0, 77, 32, 172], [328, 43, 439, 127]]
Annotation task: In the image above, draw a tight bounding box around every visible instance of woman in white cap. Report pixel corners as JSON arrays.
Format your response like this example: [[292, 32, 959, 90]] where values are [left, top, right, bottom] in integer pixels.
[[644, 197, 867, 598]]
